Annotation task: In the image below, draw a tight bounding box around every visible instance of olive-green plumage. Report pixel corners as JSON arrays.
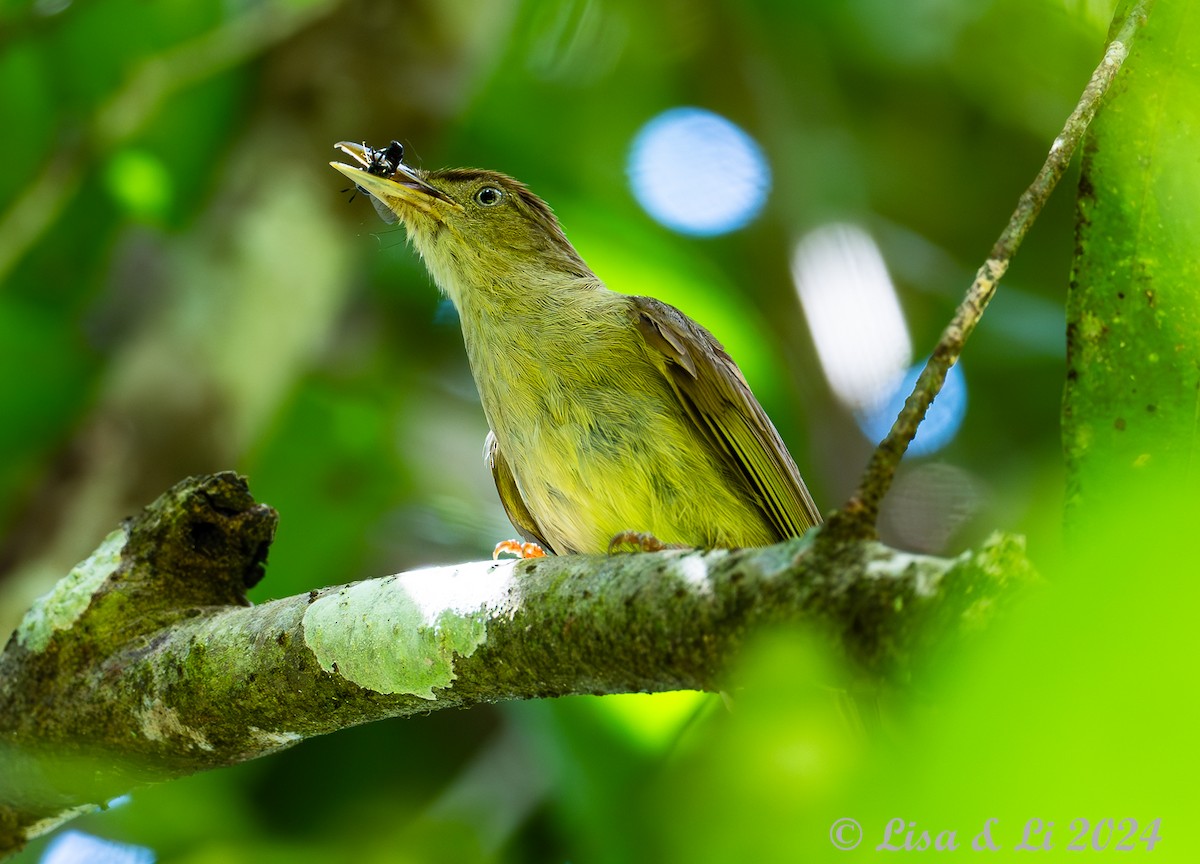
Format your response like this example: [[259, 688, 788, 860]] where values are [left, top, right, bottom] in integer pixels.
[[331, 142, 821, 554]]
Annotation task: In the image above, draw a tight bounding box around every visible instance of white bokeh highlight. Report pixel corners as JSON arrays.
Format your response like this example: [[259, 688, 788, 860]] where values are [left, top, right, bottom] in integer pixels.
[[628, 107, 770, 236], [792, 223, 912, 413], [40, 831, 155, 864], [793, 222, 967, 456]]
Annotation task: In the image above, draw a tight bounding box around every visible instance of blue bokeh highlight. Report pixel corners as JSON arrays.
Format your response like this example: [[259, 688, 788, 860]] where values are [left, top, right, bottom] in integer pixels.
[[857, 360, 967, 457], [627, 107, 771, 236]]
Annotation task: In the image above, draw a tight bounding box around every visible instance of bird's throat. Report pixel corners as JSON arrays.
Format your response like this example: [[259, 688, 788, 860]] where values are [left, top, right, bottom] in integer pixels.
[[454, 282, 624, 435]]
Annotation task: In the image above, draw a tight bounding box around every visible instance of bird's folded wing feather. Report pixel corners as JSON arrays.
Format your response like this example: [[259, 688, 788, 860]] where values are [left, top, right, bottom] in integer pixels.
[[485, 430, 555, 553], [629, 295, 822, 538]]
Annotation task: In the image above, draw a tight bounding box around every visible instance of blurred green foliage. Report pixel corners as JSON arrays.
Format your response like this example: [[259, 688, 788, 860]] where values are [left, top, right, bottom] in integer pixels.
[[3, 0, 1196, 860]]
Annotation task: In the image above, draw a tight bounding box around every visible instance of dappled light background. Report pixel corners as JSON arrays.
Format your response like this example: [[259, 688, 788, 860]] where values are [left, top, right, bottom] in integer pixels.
[[0, 0, 1157, 861]]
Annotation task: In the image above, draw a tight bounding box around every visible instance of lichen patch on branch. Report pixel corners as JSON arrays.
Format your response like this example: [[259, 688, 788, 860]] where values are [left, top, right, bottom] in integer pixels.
[[673, 550, 720, 595], [137, 696, 214, 752], [301, 560, 521, 698], [15, 528, 128, 652]]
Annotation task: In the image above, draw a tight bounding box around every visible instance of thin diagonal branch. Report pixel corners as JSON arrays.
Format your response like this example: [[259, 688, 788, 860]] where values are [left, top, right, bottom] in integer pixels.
[[828, 0, 1154, 539]]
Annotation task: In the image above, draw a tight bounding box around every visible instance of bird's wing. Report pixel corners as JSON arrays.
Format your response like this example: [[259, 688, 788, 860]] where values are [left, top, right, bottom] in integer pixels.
[[484, 430, 556, 553], [629, 295, 822, 538]]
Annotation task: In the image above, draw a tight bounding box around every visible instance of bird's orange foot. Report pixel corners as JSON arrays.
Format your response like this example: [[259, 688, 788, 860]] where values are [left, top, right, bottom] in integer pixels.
[[493, 540, 547, 560], [607, 531, 689, 554]]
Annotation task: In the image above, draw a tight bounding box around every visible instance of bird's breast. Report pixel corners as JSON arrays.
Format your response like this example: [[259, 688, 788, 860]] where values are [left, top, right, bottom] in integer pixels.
[[460, 305, 771, 552]]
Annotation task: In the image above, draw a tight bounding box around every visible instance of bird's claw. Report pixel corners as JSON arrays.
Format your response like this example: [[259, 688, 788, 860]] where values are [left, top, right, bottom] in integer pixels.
[[607, 531, 674, 554], [493, 540, 547, 560]]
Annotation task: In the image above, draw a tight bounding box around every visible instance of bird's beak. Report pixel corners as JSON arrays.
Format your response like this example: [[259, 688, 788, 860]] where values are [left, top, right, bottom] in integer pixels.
[[330, 141, 461, 219]]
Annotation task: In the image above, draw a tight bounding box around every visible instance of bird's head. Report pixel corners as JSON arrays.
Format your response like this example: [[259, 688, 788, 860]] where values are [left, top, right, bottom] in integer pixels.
[[331, 142, 594, 307]]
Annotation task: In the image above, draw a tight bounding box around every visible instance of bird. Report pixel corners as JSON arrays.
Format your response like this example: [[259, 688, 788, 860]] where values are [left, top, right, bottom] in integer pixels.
[[331, 141, 821, 556]]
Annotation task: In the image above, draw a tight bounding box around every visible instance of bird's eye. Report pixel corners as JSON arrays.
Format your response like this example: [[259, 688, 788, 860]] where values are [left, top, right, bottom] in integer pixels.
[[474, 186, 504, 206]]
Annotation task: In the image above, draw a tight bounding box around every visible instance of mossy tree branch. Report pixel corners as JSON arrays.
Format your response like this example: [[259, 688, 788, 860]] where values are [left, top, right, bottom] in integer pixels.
[[0, 473, 1032, 855]]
